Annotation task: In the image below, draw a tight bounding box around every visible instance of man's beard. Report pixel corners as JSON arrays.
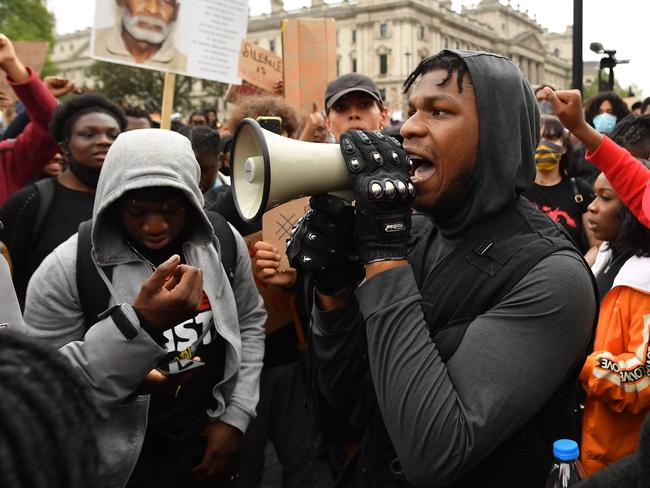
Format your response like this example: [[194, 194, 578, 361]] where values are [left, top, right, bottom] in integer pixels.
[[122, 9, 172, 45]]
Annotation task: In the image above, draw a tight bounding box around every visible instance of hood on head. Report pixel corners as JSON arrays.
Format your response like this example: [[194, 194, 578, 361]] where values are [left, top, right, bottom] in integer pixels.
[[91, 128, 213, 263], [424, 50, 539, 236]]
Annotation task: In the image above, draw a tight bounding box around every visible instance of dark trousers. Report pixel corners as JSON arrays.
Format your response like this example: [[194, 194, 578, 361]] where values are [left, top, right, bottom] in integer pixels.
[[126, 438, 238, 488], [238, 361, 320, 488]]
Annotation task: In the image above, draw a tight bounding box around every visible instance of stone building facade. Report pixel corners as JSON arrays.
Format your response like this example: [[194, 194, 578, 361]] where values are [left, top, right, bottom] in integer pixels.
[[52, 0, 572, 120], [249, 0, 572, 118]]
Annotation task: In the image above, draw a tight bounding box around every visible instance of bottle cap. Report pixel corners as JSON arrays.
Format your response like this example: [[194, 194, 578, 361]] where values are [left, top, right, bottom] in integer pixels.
[[553, 439, 580, 461]]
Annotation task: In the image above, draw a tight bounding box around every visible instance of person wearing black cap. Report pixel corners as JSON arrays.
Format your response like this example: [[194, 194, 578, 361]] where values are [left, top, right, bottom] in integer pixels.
[[284, 50, 598, 487], [323, 73, 389, 143]]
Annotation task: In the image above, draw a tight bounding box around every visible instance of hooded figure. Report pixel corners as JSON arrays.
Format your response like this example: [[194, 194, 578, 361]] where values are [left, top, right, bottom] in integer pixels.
[[288, 51, 598, 486], [23, 129, 266, 488]]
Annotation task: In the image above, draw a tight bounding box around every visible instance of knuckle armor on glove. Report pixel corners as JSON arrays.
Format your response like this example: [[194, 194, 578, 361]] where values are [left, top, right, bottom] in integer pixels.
[[340, 129, 415, 264]]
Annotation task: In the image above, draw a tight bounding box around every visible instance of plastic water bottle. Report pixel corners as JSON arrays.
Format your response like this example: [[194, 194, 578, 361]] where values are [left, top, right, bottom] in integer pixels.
[[545, 439, 586, 488]]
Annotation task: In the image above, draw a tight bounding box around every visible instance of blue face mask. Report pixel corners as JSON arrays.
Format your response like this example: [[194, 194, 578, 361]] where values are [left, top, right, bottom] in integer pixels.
[[593, 113, 617, 134]]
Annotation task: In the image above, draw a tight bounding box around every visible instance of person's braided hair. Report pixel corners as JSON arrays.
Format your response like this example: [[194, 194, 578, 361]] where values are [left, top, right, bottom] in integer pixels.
[[0, 330, 99, 488], [610, 114, 650, 154], [404, 51, 469, 94]]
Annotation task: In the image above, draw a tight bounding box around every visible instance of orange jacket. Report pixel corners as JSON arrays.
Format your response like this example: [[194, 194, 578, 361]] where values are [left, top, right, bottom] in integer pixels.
[[580, 247, 650, 476]]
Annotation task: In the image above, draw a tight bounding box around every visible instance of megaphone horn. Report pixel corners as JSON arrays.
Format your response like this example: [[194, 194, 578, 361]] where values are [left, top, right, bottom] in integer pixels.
[[231, 118, 353, 223]]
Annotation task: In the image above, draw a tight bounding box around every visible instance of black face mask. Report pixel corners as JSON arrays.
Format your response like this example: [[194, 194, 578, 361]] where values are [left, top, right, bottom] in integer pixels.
[[69, 161, 101, 189], [220, 165, 231, 177]]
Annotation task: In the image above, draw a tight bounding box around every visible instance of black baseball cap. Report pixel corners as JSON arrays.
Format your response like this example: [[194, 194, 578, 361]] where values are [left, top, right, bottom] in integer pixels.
[[324, 73, 383, 111]]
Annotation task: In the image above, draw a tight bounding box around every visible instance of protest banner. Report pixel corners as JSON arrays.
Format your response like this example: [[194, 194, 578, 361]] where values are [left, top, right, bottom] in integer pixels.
[[237, 39, 283, 93], [0, 41, 49, 102], [282, 18, 337, 116], [90, 0, 247, 84]]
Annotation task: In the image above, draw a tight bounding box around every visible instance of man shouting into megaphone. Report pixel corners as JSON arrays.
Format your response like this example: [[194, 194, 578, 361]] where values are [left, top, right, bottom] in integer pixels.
[[263, 51, 598, 487]]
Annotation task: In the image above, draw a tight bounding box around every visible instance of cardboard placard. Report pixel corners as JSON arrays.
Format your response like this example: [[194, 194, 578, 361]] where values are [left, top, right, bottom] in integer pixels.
[[237, 39, 283, 93], [0, 41, 49, 102], [225, 81, 271, 105], [243, 230, 294, 335], [282, 18, 337, 116], [262, 197, 311, 271]]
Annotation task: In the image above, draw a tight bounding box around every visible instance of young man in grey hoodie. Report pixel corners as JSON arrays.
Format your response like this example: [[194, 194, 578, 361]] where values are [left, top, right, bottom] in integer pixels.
[[23, 128, 266, 487]]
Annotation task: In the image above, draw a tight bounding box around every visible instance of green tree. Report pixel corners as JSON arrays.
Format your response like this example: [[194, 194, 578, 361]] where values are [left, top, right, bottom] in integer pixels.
[[87, 61, 227, 113], [0, 0, 56, 75]]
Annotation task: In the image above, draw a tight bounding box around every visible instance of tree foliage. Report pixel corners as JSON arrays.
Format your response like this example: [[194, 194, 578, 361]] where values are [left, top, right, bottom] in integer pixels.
[[0, 0, 56, 75], [87, 61, 227, 113]]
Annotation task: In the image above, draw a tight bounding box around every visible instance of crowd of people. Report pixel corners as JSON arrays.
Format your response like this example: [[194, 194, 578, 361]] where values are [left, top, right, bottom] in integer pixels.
[[1, 23, 650, 488]]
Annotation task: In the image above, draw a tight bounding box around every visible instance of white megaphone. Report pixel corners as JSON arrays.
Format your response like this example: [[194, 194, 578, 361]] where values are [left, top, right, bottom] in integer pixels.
[[231, 118, 353, 222]]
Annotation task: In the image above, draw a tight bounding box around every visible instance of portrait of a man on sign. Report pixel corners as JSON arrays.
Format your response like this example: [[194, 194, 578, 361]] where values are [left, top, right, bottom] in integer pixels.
[[93, 0, 187, 72]]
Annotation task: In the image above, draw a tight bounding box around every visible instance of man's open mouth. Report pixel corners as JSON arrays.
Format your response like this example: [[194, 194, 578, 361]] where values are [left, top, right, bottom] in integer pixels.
[[409, 156, 435, 182]]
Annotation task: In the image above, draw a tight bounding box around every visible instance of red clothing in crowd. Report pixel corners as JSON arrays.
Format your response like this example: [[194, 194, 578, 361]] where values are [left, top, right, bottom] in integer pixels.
[[586, 135, 650, 228], [0, 68, 58, 206]]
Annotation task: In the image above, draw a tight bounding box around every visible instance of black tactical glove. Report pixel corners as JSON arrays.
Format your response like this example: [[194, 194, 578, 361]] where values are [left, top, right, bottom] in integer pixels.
[[286, 194, 363, 295], [339, 129, 415, 263]]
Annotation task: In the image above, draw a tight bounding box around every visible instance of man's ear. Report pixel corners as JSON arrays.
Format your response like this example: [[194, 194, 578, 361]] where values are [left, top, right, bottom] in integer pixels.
[[380, 106, 390, 130], [323, 112, 331, 133]]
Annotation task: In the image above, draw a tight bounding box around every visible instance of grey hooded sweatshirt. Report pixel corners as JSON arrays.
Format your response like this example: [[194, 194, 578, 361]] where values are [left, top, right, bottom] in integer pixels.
[[23, 129, 266, 488], [311, 51, 596, 487]]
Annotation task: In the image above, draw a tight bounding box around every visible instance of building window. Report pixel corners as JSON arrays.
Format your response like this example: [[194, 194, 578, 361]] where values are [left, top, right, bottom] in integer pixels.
[[352, 58, 357, 73], [379, 54, 388, 75], [352, 29, 357, 44], [336, 30, 339, 46], [379, 23, 388, 38], [443, 37, 448, 48], [417, 25, 425, 40], [336, 60, 340, 76], [269, 39, 275, 53], [379, 88, 386, 101]]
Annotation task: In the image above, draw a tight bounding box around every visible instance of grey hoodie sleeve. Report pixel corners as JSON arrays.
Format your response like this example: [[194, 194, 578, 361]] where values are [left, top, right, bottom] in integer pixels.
[[58, 305, 167, 417], [218, 228, 267, 433], [24, 234, 86, 348], [313, 251, 595, 486], [20, 237, 167, 416]]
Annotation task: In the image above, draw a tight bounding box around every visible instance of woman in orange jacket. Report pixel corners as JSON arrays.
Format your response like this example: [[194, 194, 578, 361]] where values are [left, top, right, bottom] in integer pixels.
[[578, 159, 650, 475]]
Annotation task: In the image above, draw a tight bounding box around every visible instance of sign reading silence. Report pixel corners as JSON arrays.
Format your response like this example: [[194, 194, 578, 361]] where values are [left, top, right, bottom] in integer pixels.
[[237, 40, 283, 94]]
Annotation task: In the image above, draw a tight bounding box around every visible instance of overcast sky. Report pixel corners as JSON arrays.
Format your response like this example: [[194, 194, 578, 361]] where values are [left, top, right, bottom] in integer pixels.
[[47, 0, 649, 97]]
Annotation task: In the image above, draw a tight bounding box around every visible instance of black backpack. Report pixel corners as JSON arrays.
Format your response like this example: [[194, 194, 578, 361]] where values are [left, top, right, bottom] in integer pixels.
[[75, 210, 237, 329]]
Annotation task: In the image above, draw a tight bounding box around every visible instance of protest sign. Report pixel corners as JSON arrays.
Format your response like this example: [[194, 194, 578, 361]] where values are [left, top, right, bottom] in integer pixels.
[[0, 41, 49, 102], [282, 18, 337, 116], [90, 0, 247, 84], [237, 39, 283, 93], [262, 197, 311, 272], [225, 81, 270, 105]]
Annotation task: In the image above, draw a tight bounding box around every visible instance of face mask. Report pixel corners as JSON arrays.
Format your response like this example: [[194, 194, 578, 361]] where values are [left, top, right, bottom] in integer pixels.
[[593, 113, 617, 134], [69, 161, 101, 189], [535, 139, 563, 172]]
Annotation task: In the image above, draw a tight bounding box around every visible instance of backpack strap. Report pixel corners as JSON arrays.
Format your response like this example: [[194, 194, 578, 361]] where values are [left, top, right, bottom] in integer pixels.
[[76, 219, 112, 331], [569, 177, 584, 204], [30, 178, 57, 250], [205, 210, 237, 285]]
